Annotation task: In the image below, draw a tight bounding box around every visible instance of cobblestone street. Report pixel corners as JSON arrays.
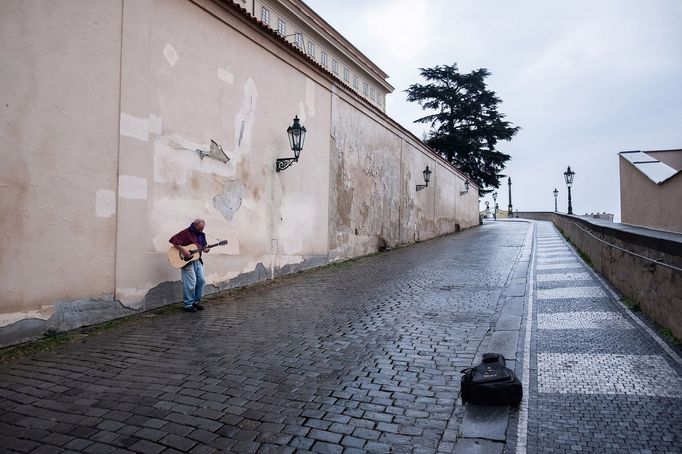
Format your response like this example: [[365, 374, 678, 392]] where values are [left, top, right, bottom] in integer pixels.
[[1, 220, 681, 454], [0, 222, 528, 454]]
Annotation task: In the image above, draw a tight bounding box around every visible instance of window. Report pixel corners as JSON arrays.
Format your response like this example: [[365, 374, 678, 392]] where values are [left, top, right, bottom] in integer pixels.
[[370, 87, 376, 101], [352, 74, 358, 89], [363, 82, 369, 96], [321, 51, 328, 67], [307, 41, 315, 59], [343, 67, 350, 82], [332, 59, 339, 75], [295, 32, 303, 49], [278, 19, 286, 36], [260, 7, 270, 25]]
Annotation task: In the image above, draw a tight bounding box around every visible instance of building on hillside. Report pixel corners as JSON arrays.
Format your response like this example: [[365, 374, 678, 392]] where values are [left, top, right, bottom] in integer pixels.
[[619, 149, 682, 233], [232, 0, 393, 111], [0, 0, 478, 346]]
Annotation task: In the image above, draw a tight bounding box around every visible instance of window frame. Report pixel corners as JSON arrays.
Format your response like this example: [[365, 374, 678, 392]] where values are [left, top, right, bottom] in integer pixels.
[[277, 19, 286, 36], [321, 50, 328, 67], [260, 6, 270, 25], [332, 59, 339, 75], [307, 41, 316, 59], [352, 74, 359, 89]]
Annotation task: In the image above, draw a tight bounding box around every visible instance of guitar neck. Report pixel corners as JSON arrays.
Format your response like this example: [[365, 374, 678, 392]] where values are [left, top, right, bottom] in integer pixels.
[[188, 242, 224, 253]]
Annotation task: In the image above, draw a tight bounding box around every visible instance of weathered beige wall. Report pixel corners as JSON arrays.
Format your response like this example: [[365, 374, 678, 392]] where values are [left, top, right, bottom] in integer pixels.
[[328, 91, 478, 260], [0, 0, 480, 346], [0, 0, 123, 337], [619, 156, 682, 234], [113, 0, 332, 309]]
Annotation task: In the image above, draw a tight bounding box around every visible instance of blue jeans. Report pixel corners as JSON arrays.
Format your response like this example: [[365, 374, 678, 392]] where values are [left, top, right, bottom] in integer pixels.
[[181, 260, 205, 308]]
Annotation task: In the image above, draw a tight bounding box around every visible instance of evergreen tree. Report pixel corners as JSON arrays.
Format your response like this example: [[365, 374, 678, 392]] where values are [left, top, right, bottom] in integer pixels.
[[406, 64, 519, 191]]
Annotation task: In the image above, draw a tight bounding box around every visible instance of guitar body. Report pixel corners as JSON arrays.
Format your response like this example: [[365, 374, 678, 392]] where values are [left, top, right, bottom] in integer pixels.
[[167, 240, 228, 269], [167, 243, 202, 269]]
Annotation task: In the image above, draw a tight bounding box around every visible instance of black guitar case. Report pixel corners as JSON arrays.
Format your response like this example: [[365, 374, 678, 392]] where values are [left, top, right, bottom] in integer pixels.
[[461, 353, 522, 406]]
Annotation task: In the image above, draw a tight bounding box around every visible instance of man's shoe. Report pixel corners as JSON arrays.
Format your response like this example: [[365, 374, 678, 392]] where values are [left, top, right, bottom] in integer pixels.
[[193, 303, 205, 311], [183, 305, 198, 313]]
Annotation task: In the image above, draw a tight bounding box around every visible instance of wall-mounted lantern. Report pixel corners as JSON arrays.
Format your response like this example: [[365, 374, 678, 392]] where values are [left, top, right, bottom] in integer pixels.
[[276, 116, 307, 172], [460, 179, 470, 195], [416, 166, 432, 191]]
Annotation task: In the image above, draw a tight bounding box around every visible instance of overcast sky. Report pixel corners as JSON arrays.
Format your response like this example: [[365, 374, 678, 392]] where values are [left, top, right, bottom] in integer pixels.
[[306, 0, 682, 220]]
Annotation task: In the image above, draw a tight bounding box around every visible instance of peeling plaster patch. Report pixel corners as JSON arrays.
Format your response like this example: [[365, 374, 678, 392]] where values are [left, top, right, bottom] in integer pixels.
[[0, 306, 54, 328], [218, 67, 234, 84], [95, 189, 116, 218], [148, 114, 162, 134], [120, 112, 149, 141], [116, 287, 148, 309], [277, 191, 315, 255], [213, 180, 245, 220], [162, 43, 179, 67], [196, 140, 229, 163], [297, 101, 306, 123], [153, 135, 234, 185], [276, 254, 305, 268], [305, 78, 316, 117], [234, 79, 258, 152], [118, 175, 148, 200], [238, 121, 246, 146]]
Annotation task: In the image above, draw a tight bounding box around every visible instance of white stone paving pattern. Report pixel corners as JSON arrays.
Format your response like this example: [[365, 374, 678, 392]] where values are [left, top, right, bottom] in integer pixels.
[[536, 262, 583, 270], [536, 256, 578, 263], [538, 311, 634, 330], [536, 272, 592, 282], [537, 286, 606, 299], [538, 353, 682, 397]]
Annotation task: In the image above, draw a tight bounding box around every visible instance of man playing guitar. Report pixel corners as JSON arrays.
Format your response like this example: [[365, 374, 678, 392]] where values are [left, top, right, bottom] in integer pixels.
[[169, 219, 211, 313]]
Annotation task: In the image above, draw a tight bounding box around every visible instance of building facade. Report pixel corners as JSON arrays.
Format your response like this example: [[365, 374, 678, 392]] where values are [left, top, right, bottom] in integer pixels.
[[232, 0, 393, 111], [619, 149, 682, 233], [0, 0, 479, 346]]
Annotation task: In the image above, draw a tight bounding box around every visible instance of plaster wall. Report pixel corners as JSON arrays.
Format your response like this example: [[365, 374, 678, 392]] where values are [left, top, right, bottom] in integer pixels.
[[113, 0, 332, 310], [0, 0, 479, 346], [0, 0, 123, 339], [619, 156, 682, 234]]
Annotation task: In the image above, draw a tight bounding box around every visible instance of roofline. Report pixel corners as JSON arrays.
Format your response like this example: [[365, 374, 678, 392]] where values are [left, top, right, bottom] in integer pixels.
[[285, 0, 394, 90], [618, 148, 682, 155], [641, 148, 682, 153], [195, 0, 476, 188], [619, 151, 682, 185]]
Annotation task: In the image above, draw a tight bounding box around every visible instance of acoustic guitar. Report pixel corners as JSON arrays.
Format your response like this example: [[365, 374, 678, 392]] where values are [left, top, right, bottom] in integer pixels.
[[167, 240, 228, 269]]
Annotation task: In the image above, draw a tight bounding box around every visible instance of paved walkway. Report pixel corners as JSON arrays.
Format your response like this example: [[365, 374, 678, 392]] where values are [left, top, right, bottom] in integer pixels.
[[1, 220, 680, 454], [514, 221, 682, 454]]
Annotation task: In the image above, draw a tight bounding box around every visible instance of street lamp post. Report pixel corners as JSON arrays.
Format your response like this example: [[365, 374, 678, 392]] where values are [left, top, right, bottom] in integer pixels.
[[492, 191, 498, 220], [563, 166, 575, 215], [553, 188, 558, 213], [507, 177, 513, 214]]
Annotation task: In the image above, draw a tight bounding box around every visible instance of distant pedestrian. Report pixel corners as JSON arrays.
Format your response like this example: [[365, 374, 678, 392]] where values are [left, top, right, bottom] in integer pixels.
[[169, 219, 211, 312]]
